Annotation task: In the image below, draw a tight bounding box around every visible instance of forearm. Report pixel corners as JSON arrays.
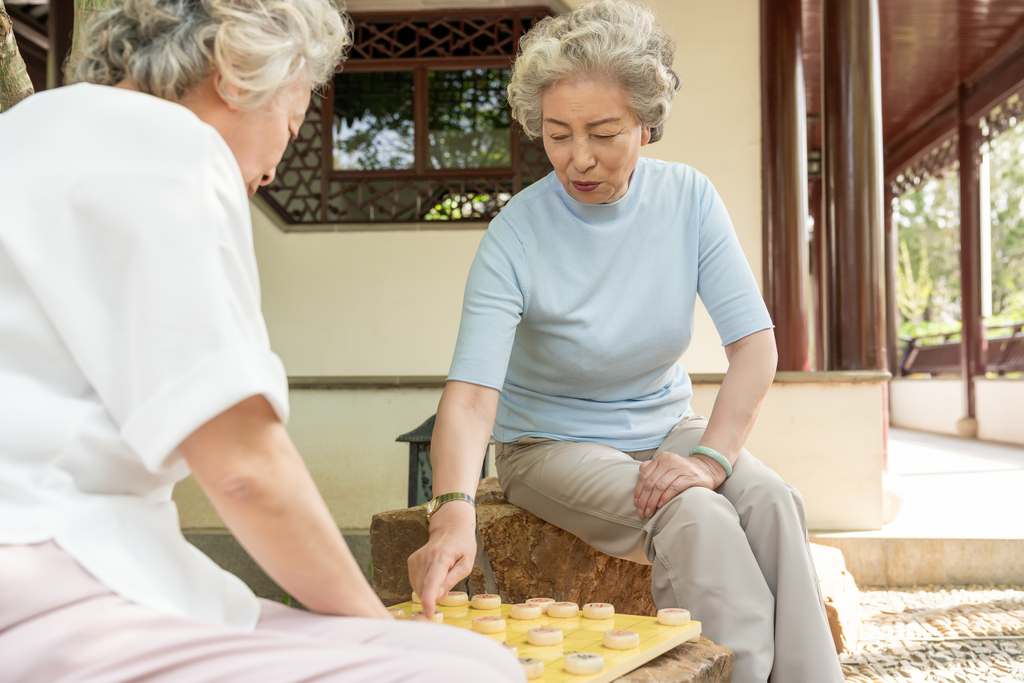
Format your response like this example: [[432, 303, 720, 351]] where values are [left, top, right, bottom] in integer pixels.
[[182, 398, 388, 618], [429, 380, 498, 506], [700, 329, 778, 467], [406, 381, 499, 611]]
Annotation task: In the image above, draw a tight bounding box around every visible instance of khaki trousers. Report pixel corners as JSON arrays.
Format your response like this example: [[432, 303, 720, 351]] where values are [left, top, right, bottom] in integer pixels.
[[495, 414, 843, 683]]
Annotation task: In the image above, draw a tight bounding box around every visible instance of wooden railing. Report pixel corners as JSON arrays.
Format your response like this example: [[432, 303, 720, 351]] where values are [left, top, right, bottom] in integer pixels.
[[899, 322, 1024, 376]]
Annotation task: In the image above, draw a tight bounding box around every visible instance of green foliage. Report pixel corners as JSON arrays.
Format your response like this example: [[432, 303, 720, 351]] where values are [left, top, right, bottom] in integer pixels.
[[896, 122, 1024, 342], [987, 122, 1024, 321], [895, 171, 962, 338], [896, 238, 933, 325], [332, 68, 511, 171], [424, 192, 510, 220]]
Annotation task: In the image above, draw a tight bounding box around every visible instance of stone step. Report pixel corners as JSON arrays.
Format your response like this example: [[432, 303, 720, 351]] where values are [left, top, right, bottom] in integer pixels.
[[809, 535, 1024, 587]]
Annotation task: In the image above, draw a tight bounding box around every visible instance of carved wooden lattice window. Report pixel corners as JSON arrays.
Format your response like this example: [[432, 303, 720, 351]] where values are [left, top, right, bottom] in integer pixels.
[[258, 8, 556, 228]]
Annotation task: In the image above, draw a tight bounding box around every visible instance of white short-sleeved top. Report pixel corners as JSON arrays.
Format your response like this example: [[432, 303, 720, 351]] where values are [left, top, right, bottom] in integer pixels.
[[0, 84, 289, 629]]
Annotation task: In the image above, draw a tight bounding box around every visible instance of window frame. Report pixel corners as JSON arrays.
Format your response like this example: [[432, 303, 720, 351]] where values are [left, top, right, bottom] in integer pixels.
[[257, 7, 556, 229], [329, 59, 521, 181]]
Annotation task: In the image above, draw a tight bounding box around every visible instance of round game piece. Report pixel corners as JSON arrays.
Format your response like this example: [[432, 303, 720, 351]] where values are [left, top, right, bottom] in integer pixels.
[[470, 593, 501, 610], [526, 626, 563, 646], [439, 591, 469, 607], [387, 607, 405, 619], [525, 598, 555, 613], [603, 629, 640, 649], [583, 602, 615, 620], [411, 590, 421, 604], [657, 608, 691, 625], [510, 603, 543, 620], [472, 615, 507, 634], [565, 652, 605, 675], [547, 601, 579, 618], [503, 642, 519, 658], [519, 657, 544, 680], [411, 609, 443, 623]]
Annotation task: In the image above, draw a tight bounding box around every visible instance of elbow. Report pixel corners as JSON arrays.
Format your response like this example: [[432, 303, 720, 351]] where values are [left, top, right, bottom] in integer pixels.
[[764, 332, 779, 370], [196, 442, 299, 512], [212, 466, 276, 505]]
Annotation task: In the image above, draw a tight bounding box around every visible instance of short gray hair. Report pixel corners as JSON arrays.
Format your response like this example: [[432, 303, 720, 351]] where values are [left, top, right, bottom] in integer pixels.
[[70, 0, 351, 110], [507, 0, 680, 143]]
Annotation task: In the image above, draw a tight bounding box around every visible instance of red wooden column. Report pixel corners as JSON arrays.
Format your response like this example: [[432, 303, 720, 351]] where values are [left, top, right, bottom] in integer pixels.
[[761, 0, 810, 371], [957, 85, 986, 424], [820, 0, 887, 371], [809, 177, 825, 371], [884, 185, 898, 375]]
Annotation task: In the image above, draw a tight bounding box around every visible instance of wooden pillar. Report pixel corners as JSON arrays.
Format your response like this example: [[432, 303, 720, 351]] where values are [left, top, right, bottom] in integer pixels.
[[884, 185, 898, 375], [761, 0, 810, 371], [46, 0, 73, 88], [809, 177, 826, 371], [820, 0, 887, 371], [957, 84, 986, 423]]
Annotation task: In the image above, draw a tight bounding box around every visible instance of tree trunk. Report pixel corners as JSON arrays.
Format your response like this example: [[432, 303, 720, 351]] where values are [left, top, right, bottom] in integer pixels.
[[66, 0, 108, 77], [0, 0, 34, 112]]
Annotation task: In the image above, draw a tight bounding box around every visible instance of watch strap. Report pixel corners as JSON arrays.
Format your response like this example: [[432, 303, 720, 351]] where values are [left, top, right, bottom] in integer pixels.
[[426, 492, 476, 522]]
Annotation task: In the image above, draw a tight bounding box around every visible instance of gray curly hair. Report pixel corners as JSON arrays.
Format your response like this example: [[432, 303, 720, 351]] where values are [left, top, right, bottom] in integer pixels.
[[70, 0, 350, 110], [507, 0, 680, 143]]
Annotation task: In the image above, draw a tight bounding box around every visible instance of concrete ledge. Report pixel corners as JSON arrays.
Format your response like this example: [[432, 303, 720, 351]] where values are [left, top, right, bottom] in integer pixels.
[[287, 370, 892, 389], [184, 530, 372, 602], [810, 536, 1024, 587]]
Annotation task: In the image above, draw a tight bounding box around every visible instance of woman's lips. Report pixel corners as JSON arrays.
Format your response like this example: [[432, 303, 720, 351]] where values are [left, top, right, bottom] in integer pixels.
[[572, 181, 600, 192]]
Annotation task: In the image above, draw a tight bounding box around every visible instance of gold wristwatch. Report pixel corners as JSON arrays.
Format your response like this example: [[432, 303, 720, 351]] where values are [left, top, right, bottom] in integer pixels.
[[425, 492, 476, 523]]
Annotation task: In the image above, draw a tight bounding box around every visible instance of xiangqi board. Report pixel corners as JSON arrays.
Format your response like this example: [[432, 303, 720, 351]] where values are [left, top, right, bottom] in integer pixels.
[[388, 600, 702, 683]]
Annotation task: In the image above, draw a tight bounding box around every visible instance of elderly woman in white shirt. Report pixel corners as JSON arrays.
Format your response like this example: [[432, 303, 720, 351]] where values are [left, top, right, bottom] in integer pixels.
[[0, 0, 522, 681]]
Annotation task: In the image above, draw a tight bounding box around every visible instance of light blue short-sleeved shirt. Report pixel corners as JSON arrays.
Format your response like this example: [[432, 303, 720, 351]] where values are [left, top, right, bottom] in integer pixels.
[[448, 158, 773, 451]]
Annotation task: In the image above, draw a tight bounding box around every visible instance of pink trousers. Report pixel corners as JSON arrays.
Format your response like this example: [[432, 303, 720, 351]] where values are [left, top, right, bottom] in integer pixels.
[[0, 542, 524, 683]]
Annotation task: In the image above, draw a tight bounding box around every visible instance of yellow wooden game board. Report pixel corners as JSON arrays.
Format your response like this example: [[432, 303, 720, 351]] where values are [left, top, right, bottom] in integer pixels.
[[388, 601, 702, 682]]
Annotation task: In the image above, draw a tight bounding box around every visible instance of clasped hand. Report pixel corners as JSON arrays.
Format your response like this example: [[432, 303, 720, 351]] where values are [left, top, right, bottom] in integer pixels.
[[633, 450, 725, 518]]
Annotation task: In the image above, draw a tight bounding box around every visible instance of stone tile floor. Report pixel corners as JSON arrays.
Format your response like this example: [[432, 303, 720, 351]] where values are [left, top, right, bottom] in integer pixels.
[[842, 584, 1024, 683], [882, 429, 1024, 539]]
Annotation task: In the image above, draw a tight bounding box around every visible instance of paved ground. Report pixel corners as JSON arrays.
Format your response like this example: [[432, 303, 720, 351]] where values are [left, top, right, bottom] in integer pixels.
[[836, 430, 1024, 682], [842, 584, 1024, 683]]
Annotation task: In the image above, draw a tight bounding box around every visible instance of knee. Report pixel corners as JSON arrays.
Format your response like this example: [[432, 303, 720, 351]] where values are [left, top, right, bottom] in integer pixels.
[[657, 485, 739, 529], [740, 472, 806, 529]]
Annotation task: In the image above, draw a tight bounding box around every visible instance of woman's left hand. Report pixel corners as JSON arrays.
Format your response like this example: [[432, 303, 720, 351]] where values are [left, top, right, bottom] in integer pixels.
[[633, 451, 726, 518]]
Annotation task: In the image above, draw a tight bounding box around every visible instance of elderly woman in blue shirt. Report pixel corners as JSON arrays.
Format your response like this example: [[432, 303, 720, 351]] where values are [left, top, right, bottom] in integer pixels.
[[408, 2, 844, 682]]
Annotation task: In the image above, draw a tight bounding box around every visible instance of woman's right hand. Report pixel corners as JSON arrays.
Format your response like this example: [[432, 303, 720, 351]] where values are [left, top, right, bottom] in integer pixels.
[[407, 499, 478, 617]]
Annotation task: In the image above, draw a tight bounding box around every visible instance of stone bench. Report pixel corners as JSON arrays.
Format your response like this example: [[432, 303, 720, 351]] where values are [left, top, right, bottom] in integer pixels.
[[370, 478, 857, 680]]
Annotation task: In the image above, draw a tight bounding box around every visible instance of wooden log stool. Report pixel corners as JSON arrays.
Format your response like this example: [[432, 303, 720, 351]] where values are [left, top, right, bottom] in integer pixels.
[[370, 478, 859, 681]]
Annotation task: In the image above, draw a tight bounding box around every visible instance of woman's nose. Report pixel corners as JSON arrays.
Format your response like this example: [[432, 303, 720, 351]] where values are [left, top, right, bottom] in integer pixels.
[[260, 169, 276, 186], [570, 139, 596, 172]]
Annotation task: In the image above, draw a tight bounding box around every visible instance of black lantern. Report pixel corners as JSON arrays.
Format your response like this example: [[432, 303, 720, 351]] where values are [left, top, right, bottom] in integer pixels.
[[397, 414, 492, 508]]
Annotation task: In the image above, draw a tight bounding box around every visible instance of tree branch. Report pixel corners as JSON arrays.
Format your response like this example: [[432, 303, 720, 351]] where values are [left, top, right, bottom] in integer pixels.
[[0, 0, 34, 112]]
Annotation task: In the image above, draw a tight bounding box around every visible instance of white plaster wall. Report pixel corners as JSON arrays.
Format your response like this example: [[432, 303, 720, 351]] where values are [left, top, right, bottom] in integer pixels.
[[175, 387, 502, 531], [176, 379, 885, 533], [976, 379, 1024, 446], [692, 381, 885, 532], [889, 379, 964, 437], [253, 211, 481, 377], [254, 0, 762, 377]]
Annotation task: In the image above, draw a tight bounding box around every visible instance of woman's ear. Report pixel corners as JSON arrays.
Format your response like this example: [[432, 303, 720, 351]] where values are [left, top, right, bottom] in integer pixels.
[[640, 125, 652, 146], [212, 70, 243, 112]]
